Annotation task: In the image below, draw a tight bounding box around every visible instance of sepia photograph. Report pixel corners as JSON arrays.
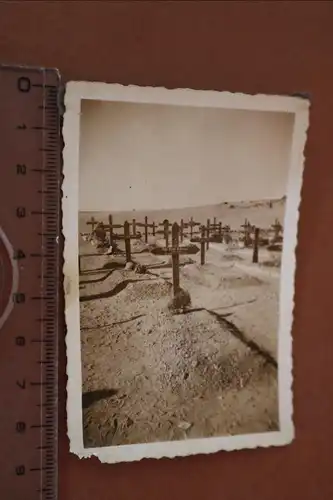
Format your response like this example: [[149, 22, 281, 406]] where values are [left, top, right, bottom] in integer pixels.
[[63, 83, 309, 463]]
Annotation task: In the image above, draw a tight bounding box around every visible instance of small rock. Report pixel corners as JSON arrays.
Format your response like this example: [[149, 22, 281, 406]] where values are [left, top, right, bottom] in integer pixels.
[[125, 261, 134, 270], [135, 263, 147, 274], [126, 417, 134, 427], [177, 421, 192, 431]]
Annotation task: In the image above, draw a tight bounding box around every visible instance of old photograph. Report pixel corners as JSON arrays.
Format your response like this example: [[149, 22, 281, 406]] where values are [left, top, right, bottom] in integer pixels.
[[63, 83, 309, 463]]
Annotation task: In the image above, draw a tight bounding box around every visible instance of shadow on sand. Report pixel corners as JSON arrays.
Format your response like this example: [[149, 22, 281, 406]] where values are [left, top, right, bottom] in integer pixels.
[[146, 261, 194, 271], [80, 262, 125, 285], [207, 309, 277, 368], [82, 389, 119, 409], [80, 278, 155, 303], [177, 306, 277, 368], [180, 307, 233, 318], [81, 313, 145, 331]]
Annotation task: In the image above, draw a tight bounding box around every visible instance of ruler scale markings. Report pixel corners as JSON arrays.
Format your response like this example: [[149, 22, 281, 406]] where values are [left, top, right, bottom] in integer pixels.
[[0, 67, 60, 499]]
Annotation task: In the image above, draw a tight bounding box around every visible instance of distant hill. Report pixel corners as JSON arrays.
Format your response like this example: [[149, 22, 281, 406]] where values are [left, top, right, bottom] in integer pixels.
[[79, 197, 286, 233]]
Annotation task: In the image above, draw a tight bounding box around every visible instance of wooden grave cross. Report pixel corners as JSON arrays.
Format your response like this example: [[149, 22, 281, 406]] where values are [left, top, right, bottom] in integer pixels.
[[200, 225, 206, 265], [252, 227, 260, 263], [171, 222, 180, 296]]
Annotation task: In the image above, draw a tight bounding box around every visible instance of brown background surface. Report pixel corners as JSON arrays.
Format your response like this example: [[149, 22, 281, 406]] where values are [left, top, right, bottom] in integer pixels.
[[1, 1, 332, 499]]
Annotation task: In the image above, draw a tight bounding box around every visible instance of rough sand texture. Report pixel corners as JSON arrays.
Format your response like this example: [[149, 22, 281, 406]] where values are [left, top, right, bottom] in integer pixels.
[[79, 232, 280, 447]]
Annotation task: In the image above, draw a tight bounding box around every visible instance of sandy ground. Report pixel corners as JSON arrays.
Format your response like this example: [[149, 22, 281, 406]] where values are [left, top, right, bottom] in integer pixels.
[[79, 230, 280, 448]]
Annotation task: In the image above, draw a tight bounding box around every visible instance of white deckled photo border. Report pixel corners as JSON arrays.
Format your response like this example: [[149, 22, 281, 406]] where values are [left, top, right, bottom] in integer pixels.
[[62, 82, 310, 464]]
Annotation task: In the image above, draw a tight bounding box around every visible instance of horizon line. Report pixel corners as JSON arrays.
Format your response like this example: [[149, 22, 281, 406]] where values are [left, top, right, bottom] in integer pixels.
[[79, 195, 286, 213]]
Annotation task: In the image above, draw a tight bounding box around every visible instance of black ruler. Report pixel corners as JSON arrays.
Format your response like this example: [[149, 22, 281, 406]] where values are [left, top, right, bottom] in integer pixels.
[[0, 65, 61, 500]]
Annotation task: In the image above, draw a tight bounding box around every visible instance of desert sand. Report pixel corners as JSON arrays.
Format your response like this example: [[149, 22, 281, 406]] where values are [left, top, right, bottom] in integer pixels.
[[79, 199, 283, 447]]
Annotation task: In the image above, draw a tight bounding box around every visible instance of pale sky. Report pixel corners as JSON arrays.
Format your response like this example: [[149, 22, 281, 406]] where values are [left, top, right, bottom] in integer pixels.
[[79, 99, 294, 212]]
